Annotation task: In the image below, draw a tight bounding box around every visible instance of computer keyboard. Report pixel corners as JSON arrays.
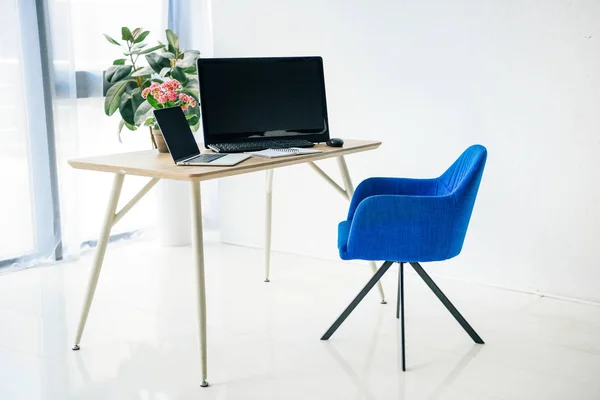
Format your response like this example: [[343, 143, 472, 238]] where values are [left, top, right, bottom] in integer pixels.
[[208, 139, 315, 153], [183, 153, 226, 164]]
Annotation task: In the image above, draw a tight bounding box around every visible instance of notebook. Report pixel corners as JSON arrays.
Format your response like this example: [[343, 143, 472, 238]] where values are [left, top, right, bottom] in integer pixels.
[[246, 148, 323, 158]]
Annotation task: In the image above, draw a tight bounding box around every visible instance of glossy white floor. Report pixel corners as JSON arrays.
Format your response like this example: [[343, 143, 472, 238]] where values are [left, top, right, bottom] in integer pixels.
[[1, 237, 600, 400]]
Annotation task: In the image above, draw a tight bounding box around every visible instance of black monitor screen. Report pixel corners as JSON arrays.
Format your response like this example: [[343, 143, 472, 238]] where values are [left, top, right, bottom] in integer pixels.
[[197, 57, 330, 145], [154, 107, 200, 162]]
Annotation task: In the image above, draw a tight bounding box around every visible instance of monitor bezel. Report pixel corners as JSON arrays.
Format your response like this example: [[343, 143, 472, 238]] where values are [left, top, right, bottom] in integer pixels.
[[196, 56, 330, 148]]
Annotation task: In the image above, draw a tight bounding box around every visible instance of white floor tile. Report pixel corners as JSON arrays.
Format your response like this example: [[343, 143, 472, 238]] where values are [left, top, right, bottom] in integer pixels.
[[0, 237, 599, 399]]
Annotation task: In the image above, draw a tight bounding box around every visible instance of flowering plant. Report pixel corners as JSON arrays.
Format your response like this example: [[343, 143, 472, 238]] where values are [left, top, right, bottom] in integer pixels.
[[139, 80, 197, 127], [102, 27, 200, 145]]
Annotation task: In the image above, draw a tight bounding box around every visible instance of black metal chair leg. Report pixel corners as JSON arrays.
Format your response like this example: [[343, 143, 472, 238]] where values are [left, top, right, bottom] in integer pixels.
[[409, 262, 484, 344], [396, 262, 402, 319], [399, 262, 406, 371], [321, 261, 394, 340]]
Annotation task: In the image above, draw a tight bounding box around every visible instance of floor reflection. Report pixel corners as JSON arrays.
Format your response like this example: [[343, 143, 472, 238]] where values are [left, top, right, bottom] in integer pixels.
[[323, 305, 483, 400]]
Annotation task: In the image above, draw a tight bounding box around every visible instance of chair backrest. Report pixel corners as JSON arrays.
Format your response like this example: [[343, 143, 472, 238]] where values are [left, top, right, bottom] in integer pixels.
[[439, 145, 487, 195], [438, 144, 487, 257]]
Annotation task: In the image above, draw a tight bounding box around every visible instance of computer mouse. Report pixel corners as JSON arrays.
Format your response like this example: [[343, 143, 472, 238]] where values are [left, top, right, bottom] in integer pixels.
[[326, 138, 344, 147]]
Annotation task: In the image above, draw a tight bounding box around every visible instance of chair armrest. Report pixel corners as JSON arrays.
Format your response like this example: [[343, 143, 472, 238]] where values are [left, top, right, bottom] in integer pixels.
[[345, 194, 456, 261], [348, 177, 441, 220]]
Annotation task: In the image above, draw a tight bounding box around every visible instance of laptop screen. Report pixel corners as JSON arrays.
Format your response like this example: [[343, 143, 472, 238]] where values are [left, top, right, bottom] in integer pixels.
[[197, 57, 330, 146], [154, 107, 200, 162]]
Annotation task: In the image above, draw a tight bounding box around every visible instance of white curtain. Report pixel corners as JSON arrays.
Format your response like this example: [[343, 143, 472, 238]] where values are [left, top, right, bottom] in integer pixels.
[[52, 0, 169, 259], [2, 0, 216, 270]]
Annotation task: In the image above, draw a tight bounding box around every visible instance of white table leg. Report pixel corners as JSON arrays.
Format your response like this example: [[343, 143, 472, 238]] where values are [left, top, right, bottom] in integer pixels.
[[337, 156, 387, 304], [264, 169, 274, 282], [72, 173, 124, 350], [190, 181, 209, 387]]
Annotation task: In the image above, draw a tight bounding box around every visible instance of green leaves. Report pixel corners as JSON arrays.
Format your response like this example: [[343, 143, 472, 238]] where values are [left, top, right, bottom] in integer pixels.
[[131, 66, 154, 77], [105, 65, 132, 83], [180, 87, 199, 102], [166, 29, 179, 54], [103, 34, 121, 46], [143, 117, 156, 126], [176, 51, 200, 69], [102, 27, 202, 137], [119, 87, 145, 126], [160, 67, 171, 77], [104, 79, 136, 116], [146, 52, 171, 74], [134, 100, 154, 125], [180, 87, 201, 131], [183, 75, 198, 91], [170, 67, 188, 85], [146, 93, 160, 109], [121, 27, 133, 41], [139, 42, 165, 55], [135, 31, 150, 43]]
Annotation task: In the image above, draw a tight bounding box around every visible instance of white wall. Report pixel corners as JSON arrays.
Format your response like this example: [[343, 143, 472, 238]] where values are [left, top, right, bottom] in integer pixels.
[[212, 0, 600, 302]]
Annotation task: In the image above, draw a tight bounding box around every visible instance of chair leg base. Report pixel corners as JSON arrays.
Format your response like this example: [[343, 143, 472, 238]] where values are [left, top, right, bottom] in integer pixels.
[[399, 262, 406, 371], [409, 262, 484, 344], [321, 261, 394, 340], [320, 260, 483, 375]]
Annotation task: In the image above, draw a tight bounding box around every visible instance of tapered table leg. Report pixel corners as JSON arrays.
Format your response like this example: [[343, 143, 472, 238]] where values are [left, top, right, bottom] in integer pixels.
[[264, 169, 273, 282], [72, 173, 124, 350], [191, 181, 209, 387], [337, 156, 387, 304]]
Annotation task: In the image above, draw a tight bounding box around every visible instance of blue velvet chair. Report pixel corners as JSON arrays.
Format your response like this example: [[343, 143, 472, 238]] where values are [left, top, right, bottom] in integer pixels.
[[321, 145, 487, 371]]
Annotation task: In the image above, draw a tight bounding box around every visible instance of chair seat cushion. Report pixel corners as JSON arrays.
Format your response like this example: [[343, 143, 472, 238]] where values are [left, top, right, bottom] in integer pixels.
[[338, 220, 351, 253]]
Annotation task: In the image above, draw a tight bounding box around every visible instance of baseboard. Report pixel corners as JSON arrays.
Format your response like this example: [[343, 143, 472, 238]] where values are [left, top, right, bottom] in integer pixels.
[[407, 271, 600, 307]]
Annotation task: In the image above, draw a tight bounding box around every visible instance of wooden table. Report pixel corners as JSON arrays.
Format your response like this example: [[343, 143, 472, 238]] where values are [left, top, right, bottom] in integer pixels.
[[68, 139, 383, 387]]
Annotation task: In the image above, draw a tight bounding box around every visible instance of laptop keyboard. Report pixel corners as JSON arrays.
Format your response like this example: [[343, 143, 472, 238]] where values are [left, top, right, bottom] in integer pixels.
[[209, 139, 314, 153], [183, 153, 226, 164]]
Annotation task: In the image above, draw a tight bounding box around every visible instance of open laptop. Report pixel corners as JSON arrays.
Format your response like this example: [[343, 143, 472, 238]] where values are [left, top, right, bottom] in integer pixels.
[[154, 107, 250, 166], [196, 56, 330, 153]]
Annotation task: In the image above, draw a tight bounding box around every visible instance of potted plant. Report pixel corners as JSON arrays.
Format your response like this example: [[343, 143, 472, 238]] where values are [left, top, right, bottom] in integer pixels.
[[102, 27, 200, 147], [103, 27, 201, 247], [138, 79, 197, 152]]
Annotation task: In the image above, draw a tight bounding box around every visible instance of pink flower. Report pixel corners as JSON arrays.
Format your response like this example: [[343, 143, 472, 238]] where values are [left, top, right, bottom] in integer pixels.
[[168, 91, 178, 101], [191, 101, 197, 107], [142, 88, 151, 99], [150, 82, 160, 90], [179, 93, 187, 101], [157, 95, 168, 104], [181, 105, 188, 111]]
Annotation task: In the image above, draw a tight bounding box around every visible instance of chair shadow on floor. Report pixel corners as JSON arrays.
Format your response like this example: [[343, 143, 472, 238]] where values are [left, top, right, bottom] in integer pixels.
[[322, 309, 483, 400]]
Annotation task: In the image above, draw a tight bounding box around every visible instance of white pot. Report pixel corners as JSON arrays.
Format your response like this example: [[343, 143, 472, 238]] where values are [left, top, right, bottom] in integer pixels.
[[156, 180, 191, 246]]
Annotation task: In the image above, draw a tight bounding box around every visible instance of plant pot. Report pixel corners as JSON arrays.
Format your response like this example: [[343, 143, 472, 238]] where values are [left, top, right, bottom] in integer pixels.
[[151, 127, 169, 153]]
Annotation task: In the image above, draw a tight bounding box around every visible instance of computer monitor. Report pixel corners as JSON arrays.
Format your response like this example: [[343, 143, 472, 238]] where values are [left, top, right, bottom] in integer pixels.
[[196, 56, 330, 148]]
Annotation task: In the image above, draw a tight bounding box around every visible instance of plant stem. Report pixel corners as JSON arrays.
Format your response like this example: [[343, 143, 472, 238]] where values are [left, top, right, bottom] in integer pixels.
[[127, 40, 143, 87], [149, 126, 157, 149]]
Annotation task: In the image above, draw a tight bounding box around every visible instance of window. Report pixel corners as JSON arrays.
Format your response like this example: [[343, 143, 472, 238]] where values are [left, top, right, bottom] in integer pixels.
[[0, 0, 37, 261]]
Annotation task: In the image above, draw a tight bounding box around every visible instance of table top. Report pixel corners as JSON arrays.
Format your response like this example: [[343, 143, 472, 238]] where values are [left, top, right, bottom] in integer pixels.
[[68, 139, 382, 181]]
